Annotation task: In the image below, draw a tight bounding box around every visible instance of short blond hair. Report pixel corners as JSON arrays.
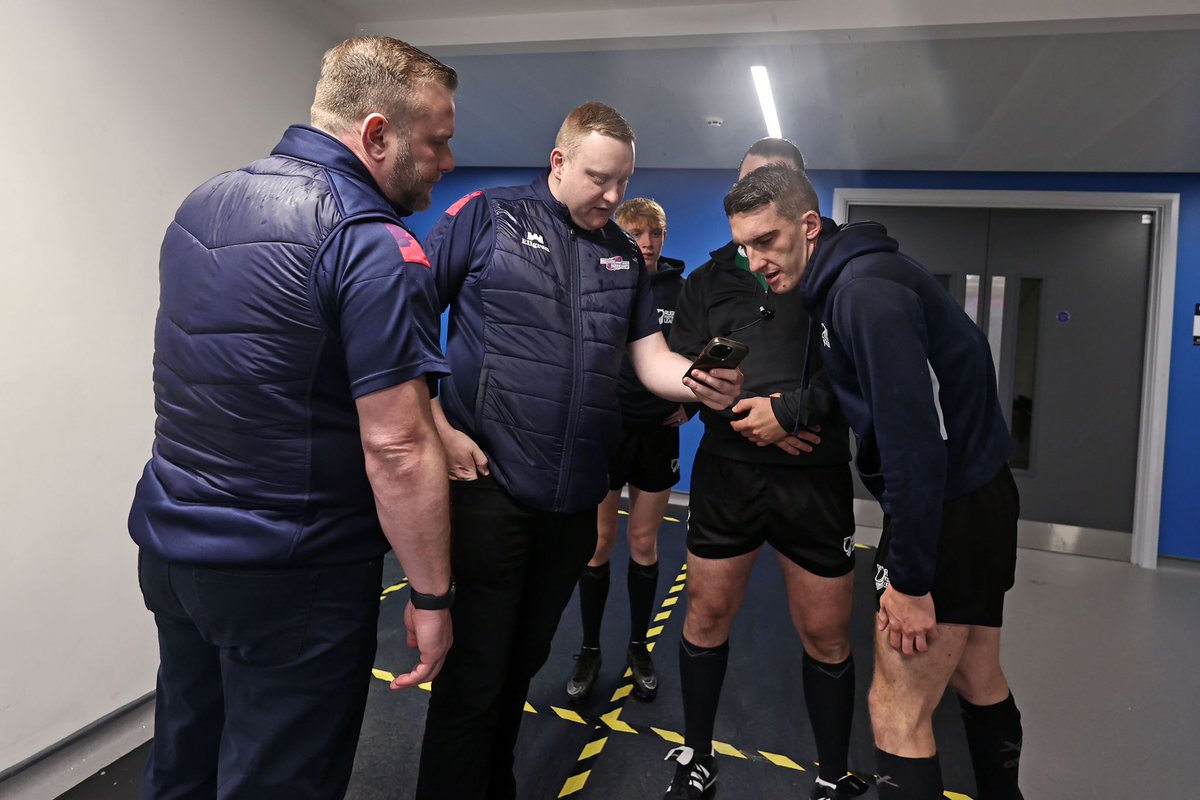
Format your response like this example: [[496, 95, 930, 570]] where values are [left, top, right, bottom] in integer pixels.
[[310, 36, 457, 133], [554, 102, 635, 157], [616, 198, 666, 231]]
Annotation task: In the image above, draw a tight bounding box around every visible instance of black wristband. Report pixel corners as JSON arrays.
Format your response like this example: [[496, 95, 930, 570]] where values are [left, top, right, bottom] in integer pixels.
[[410, 581, 455, 610]]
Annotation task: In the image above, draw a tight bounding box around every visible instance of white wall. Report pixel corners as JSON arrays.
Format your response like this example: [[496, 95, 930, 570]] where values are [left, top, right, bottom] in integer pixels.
[[0, 0, 350, 772]]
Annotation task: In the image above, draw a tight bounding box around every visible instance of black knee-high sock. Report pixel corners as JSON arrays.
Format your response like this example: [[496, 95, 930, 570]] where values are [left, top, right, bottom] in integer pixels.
[[627, 559, 659, 644], [875, 750, 943, 800], [578, 562, 610, 650], [802, 651, 855, 783], [958, 693, 1024, 800], [679, 636, 729, 753]]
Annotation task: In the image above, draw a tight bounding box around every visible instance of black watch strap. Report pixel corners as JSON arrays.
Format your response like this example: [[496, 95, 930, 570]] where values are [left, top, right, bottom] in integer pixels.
[[410, 581, 455, 610]]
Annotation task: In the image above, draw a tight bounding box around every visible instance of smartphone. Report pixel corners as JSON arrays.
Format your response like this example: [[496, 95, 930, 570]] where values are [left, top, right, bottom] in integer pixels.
[[688, 336, 749, 375]]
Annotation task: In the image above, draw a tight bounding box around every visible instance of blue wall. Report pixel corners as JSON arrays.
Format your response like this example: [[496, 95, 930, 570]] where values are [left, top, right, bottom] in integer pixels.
[[411, 166, 1200, 560]]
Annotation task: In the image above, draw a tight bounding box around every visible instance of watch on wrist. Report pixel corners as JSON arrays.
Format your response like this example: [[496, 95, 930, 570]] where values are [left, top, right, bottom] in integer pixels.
[[410, 581, 455, 610]]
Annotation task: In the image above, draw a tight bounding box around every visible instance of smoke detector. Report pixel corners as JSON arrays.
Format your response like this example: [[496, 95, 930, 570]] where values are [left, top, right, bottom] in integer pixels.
[[705, 116, 723, 127]]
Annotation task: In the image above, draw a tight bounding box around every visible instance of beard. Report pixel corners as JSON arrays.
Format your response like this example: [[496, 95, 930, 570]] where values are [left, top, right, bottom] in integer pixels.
[[384, 138, 431, 212]]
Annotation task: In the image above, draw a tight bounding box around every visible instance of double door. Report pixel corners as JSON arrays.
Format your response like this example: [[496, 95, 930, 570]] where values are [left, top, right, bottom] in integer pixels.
[[844, 205, 1153, 535]]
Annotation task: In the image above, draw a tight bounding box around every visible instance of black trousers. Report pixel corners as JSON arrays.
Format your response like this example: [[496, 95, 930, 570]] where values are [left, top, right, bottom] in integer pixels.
[[137, 549, 383, 800], [416, 476, 598, 799]]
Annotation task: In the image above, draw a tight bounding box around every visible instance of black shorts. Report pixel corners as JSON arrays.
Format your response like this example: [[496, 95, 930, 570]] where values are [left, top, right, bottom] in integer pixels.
[[875, 466, 1020, 627], [608, 425, 681, 492], [686, 450, 856, 577]]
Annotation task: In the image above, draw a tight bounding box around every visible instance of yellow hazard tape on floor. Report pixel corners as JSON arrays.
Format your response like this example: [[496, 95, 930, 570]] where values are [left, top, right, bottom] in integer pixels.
[[366, 526, 979, 799]]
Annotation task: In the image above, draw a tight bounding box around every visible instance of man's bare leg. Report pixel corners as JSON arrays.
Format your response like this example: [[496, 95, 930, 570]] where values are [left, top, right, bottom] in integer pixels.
[[950, 627, 1024, 800], [870, 622, 970, 799], [777, 554, 864, 795]]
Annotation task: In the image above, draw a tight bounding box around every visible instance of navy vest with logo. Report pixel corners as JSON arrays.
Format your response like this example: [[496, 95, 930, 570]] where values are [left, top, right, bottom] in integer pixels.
[[432, 176, 657, 513]]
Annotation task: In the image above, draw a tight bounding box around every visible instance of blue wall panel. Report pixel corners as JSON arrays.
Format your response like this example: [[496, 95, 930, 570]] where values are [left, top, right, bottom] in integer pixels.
[[410, 166, 1200, 560]]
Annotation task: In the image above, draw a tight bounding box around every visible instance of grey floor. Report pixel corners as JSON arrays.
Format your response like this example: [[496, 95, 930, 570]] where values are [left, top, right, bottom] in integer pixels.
[[997, 547, 1200, 796], [29, 508, 1200, 800]]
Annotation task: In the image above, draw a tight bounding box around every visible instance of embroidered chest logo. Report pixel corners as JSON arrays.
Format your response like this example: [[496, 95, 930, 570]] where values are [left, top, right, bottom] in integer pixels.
[[522, 231, 550, 252], [821, 323, 831, 348], [601, 256, 630, 271]]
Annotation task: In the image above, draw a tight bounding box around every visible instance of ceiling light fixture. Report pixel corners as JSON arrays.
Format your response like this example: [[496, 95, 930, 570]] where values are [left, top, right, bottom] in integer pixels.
[[750, 65, 782, 139]]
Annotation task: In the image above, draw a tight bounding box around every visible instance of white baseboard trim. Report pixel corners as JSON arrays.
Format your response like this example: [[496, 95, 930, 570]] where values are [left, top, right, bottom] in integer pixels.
[[0, 695, 154, 800]]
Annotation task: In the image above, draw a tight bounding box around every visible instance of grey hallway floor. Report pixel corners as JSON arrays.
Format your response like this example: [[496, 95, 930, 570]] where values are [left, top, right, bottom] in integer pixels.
[[49, 506, 1200, 799]]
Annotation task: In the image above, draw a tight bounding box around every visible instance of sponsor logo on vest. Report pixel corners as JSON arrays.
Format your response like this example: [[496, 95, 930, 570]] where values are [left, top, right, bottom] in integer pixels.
[[821, 322, 831, 348], [522, 231, 550, 252], [874, 564, 890, 592], [843, 535, 855, 557], [601, 255, 630, 271], [658, 308, 675, 325], [670, 458, 680, 474]]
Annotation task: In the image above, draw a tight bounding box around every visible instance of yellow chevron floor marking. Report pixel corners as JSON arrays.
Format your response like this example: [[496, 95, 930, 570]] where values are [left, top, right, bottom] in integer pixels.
[[645, 624, 665, 638], [663, 516, 680, 523], [552, 706, 586, 724], [646, 641, 657, 652], [669, 583, 684, 594], [524, 701, 538, 714], [654, 610, 672, 622], [610, 684, 633, 702], [944, 793, 973, 799], [600, 708, 637, 734], [854, 543, 873, 550], [759, 751, 805, 771], [713, 740, 748, 758], [371, 668, 395, 682], [651, 727, 685, 744], [580, 737, 608, 761], [557, 770, 590, 797], [380, 581, 408, 596], [618, 510, 629, 516], [662, 596, 679, 607]]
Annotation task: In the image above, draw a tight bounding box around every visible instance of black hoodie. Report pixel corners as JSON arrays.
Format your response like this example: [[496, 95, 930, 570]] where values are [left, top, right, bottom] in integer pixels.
[[617, 256, 688, 427], [801, 218, 1014, 596], [669, 241, 850, 467]]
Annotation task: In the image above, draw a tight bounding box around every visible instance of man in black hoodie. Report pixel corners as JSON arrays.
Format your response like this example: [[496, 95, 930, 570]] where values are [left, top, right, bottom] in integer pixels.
[[725, 164, 1024, 800], [662, 140, 867, 800], [566, 198, 688, 705]]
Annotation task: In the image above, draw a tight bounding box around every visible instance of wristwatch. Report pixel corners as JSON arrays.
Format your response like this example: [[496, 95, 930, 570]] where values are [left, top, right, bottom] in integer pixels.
[[410, 581, 455, 610]]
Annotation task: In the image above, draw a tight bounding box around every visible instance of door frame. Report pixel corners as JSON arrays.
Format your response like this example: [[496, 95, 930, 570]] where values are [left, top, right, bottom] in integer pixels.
[[833, 188, 1180, 569]]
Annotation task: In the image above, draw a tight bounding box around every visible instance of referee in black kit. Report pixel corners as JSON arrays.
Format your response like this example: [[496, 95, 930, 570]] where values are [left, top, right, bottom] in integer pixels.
[[662, 139, 866, 800]]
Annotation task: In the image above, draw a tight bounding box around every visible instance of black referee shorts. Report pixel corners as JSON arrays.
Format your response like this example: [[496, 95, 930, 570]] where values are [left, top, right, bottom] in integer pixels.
[[608, 425, 681, 493], [686, 450, 856, 578], [875, 466, 1020, 627]]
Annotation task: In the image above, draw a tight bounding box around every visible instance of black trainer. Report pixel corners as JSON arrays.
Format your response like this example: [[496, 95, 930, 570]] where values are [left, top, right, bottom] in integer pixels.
[[628, 642, 658, 701], [565, 647, 601, 704], [810, 773, 871, 799], [663, 745, 717, 799]]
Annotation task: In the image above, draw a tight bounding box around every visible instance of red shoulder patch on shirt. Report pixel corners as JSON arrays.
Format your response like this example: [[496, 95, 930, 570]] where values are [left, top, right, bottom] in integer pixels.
[[384, 224, 430, 268], [446, 190, 483, 217]]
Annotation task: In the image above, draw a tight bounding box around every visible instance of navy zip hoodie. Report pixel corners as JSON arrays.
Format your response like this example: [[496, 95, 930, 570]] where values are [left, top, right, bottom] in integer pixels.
[[800, 218, 1013, 596]]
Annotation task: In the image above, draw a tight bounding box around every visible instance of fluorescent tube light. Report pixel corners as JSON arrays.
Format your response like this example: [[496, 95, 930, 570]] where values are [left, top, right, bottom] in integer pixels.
[[750, 65, 783, 139]]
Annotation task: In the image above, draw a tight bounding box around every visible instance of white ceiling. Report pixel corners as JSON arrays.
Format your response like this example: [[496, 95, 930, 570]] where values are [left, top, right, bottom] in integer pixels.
[[319, 1, 1200, 172]]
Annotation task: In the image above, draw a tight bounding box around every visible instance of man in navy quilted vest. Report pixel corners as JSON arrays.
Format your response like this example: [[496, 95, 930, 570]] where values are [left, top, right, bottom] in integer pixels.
[[415, 102, 744, 799], [128, 37, 457, 799]]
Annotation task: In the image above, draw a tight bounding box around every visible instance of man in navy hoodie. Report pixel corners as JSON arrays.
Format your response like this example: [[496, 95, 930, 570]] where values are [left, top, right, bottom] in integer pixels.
[[724, 164, 1024, 800], [129, 37, 457, 798]]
